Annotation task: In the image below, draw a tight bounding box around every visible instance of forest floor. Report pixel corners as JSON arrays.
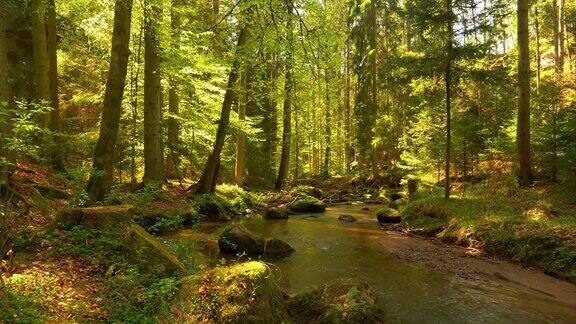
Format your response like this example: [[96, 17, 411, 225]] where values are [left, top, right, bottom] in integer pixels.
[[1, 162, 576, 321]]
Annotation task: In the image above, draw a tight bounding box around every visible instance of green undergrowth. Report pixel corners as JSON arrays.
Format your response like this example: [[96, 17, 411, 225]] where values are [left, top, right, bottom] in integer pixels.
[[1, 224, 200, 322], [402, 181, 576, 282]]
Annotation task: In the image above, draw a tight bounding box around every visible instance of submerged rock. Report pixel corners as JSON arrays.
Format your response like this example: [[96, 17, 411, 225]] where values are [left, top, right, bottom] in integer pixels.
[[288, 195, 326, 214], [377, 207, 401, 224], [56, 205, 133, 229], [265, 207, 288, 220], [338, 214, 357, 223], [265, 238, 296, 257], [287, 278, 385, 323], [218, 225, 294, 257], [173, 261, 289, 323]]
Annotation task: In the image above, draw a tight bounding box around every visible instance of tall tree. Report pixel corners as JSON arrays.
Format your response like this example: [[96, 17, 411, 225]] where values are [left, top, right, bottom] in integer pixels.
[[275, 0, 294, 190], [47, 0, 65, 171], [235, 72, 247, 186], [143, 0, 164, 185], [166, 0, 182, 179], [195, 26, 248, 194], [517, 0, 532, 185], [31, 0, 51, 127], [0, 7, 13, 187], [444, 0, 453, 199], [86, 0, 134, 201]]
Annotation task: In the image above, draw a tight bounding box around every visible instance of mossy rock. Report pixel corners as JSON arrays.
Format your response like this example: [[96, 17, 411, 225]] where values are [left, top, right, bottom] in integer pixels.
[[288, 195, 326, 214], [133, 208, 185, 234], [290, 185, 325, 199], [376, 207, 401, 224], [190, 193, 232, 222], [56, 205, 133, 229], [31, 183, 71, 199], [287, 278, 385, 323], [264, 207, 288, 220], [218, 225, 265, 255], [218, 226, 295, 257], [123, 223, 187, 275], [173, 261, 289, 323]]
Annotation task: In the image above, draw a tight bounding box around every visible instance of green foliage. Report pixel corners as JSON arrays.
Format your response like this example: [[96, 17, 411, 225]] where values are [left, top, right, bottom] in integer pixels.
[[290, 185, 325, 199]]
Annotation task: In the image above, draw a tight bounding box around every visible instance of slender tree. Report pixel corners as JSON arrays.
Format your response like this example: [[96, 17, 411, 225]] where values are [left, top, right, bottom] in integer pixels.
[[86, 0, 134, 201], [275, 0, 294, 190], [143, 0, 165, 185], [444, 0, 453, 199], [47, 0, 65, 171], [31, 0, 51, 127], [166, 0, 182, 179], [517, 0, 532, 185], [195, 26, 248, 194], [0, 8, 13, 187], [235, 72, 247, 186]]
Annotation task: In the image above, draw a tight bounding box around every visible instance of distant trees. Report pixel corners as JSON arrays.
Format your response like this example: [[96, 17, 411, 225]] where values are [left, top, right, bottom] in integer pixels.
[[86, 0, 134, 201]]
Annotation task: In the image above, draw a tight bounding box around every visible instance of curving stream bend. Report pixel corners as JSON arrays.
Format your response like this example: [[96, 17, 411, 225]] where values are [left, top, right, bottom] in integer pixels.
[[166, 204, 576, 323]]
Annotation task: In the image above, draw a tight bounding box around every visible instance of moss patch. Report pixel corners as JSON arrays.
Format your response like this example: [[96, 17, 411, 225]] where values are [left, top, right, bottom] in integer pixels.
[[288, 195, 326, 214], [173, 261, 289, 323], [402, 182, 576, 282]]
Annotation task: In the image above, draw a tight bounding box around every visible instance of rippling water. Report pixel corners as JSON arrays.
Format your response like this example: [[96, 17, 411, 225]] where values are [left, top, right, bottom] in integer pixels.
[[166, 204, 576, 323]]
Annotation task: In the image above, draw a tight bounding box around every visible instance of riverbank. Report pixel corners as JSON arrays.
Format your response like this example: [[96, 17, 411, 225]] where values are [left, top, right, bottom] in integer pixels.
[[401, 180, 576, 283]]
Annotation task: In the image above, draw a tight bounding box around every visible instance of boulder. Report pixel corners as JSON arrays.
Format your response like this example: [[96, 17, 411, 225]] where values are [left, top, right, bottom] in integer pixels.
[[287, 278, 385, 323], [389, 191, 403, 201], [123, 223, 187, 275], [290, 185, 324, 199], [264, 207, 288, 220], [264, 238, 295, 257], [173, 261, 289, 323], [338, 214, 357, 223], [288, 195, 326, 214], [191, 193, 231, 222], [376, 207, 401, 224], [218, 226, 294, 257], [218, 226, 265, 255], [56, 205, 133, 229]]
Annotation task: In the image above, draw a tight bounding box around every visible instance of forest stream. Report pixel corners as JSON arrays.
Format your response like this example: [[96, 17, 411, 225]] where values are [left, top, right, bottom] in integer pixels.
[[165, 203, 576, 323]]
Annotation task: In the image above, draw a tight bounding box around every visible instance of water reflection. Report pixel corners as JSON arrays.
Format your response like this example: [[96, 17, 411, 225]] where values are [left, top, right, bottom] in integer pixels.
[[166, 204, 576, 323]]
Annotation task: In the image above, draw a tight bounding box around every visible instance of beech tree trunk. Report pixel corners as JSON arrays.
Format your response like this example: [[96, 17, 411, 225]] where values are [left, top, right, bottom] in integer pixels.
[[86, 0, 133, 201], [343, 21, 352, 171], [195, 27, 248, 194], [235, 72, 247, 186], [31, 0, 51, 127], [143, 2, 165, 185], [517, 0, 532, 185], [275, 0, 294, 190], [47, 0, 65, 171]]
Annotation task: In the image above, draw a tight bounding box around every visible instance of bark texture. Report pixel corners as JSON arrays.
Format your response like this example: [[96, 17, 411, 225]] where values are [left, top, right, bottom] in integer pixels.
[[516, 0, 532, 185], [143, 2, 165, 185], [86, 0, 133, 201]]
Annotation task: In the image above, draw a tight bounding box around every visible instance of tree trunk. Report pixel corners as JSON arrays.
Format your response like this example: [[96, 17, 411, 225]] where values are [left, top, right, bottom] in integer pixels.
[[444, 0, 453, 199], [534, 5, 541, 94], [166, 0, 181, 179], [86, 0, 133, 201], [343, 23, 352, 171], [321, 71, 331, 178], [517, 0, 532, 185], [370, 3, 378, 173], [31, 0, 51, 127], [143, 1, 164, 185], [275, 0, 294, 190], [235, 100, 246, 186], [0, 11, 14, 187], [552, 0, 561, 73], [47, 0, 65, 171], [129, 23, 144, 189], [195, 26, 248, 194]]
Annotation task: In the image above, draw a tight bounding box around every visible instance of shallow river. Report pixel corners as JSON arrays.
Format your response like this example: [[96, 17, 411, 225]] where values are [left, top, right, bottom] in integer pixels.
[[166, 204, 576, 323]]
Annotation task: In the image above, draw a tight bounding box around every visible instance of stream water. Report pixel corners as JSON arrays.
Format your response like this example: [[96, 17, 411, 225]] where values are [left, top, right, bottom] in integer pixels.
[[166, 204, 576, 323]]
